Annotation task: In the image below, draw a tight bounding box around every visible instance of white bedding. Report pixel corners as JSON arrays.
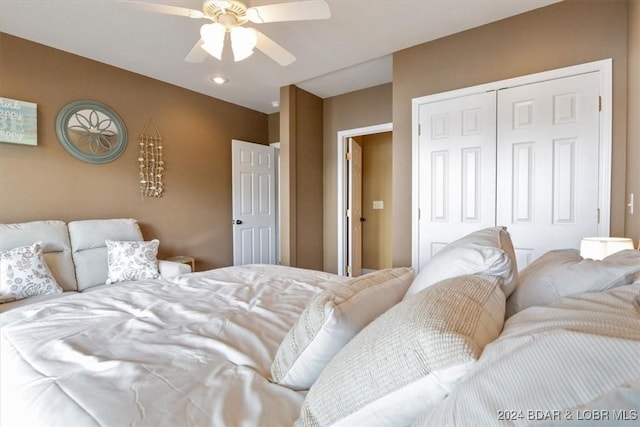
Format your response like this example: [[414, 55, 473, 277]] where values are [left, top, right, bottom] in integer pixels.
[[3, 260, 639, 427], [413, 283, 640, 426], [0, 264, 342, 427]]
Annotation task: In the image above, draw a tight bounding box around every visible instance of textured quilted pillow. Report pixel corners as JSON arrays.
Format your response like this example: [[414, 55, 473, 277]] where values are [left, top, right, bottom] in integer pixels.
[[405, 226, 517, 299], [506, 248, 640, 317], [413, 283, 640, 427], [271, 267, 414, 391], [105, 239, 160, 284], [0, 242, 63, 303], [296, 275, 505, 427]]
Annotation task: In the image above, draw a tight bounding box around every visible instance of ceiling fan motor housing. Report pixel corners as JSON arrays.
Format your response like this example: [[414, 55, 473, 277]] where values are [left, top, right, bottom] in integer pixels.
[[203, 0, 249, 26]]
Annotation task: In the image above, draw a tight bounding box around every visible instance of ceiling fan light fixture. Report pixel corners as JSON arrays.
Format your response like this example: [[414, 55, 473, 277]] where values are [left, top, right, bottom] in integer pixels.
[[138, 0, 329, 65], [230, 26, 257, 62], [200, 23, 226, 60]]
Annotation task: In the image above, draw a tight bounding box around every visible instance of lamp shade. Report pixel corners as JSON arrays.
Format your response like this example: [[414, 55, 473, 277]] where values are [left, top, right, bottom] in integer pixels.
[[199, 23, 257, 62], [579, 237, 635, 260], [230, 26, 257, 62], [200, 23, 226, 60]]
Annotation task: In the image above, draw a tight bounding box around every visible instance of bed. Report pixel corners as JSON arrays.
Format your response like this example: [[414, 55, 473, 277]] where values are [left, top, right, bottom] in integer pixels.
[[0, 264, 344, 426], [1, 227, 639, 426]]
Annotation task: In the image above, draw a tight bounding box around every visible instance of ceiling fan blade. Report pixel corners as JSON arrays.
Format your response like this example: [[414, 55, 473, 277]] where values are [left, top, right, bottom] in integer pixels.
[[185, 38, 209, 62], [246, 0, 330, 24], [255, 31, 296, 66], [118, 1, 205, 19]]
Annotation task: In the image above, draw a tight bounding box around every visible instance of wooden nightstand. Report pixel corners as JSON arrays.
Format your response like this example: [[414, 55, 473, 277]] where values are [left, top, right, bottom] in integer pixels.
[[166, 256, 195, 272]]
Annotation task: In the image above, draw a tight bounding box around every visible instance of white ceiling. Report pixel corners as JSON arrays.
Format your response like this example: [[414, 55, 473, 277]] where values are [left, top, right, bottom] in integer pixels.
[[0, 0, 561, 114]]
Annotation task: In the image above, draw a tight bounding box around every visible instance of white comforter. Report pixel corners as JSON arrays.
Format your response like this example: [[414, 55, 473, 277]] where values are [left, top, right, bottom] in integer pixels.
[[414, 283, 640, 426], [0, 264, 342, 427]]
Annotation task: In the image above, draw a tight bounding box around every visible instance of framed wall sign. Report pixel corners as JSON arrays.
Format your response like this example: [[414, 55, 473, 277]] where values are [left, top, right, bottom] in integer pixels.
[[0, 97, 38, 146]]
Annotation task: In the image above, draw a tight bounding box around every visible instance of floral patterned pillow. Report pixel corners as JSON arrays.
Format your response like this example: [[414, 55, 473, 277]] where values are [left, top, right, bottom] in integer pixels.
[[0, 242, 63, 303], [105, 239, 160, 284]]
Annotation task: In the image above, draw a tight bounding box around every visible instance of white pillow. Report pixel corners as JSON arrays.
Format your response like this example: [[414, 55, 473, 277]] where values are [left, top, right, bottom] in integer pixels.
[[0, 242, 63, 303], [295, 275, 506, 427], [506, 248, 640, 317], [105, 239, 160, 284], [271, 267, 414, 391], [413, 283, 640, 427], [603, 248, 640, 272], [405, 226, 517, 300]]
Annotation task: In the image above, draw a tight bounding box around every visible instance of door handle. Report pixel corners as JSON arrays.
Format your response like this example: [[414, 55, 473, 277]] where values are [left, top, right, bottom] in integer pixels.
[[233, 219, 243, 225]]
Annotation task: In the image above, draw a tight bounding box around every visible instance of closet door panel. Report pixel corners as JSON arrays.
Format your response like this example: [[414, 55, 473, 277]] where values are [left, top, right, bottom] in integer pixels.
[[416, 92, 497, 270], [496, 72, 601, 268]]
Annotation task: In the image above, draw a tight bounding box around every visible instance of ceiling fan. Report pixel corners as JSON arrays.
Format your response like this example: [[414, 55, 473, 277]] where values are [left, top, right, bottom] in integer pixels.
[[121, 0, 331, 66]]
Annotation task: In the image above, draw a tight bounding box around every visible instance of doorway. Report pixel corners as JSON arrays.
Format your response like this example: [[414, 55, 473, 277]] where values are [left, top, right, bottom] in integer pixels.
[[337, 123, 393, 276]]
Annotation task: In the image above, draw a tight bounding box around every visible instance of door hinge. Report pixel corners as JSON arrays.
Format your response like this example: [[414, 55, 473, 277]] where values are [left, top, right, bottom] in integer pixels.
[[346, 209, 351, 218], [345, 152, 352, 160], [597, 208, 601, 224], [598, 96, 602, 112], [418, 124, 421, 136]]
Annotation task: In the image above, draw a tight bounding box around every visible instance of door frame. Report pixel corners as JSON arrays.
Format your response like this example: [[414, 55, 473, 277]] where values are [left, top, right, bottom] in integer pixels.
[[270, 142, 281, 264], [337, 122, 393, 276], [411, 59, 612, 270]]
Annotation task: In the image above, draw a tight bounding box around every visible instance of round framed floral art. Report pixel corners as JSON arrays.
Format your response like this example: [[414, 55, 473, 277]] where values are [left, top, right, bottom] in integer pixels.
[[55, 100, 127, 163]]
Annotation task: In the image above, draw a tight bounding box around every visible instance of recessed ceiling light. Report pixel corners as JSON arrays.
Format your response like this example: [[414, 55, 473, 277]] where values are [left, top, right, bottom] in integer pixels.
[[271, 101, 280, 108], [211, 76, 228, 85]]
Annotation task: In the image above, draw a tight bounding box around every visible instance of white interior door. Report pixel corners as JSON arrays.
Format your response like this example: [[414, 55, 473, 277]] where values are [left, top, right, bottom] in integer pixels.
[[416, 91, 497, 270], [496, 72, 601, 268], [348, 137, 363, 276], [231, 140, 276, 265]]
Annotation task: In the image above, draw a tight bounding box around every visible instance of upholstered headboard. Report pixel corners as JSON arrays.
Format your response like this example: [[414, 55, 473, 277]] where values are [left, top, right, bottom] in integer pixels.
[[0, 220, 78, 292], [68, 218, 143, 291]]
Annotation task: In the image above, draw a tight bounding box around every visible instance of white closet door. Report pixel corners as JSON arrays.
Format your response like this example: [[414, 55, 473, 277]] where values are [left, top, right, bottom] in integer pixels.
[[496, 72, 601, 268], [416, 91, 497, 270]]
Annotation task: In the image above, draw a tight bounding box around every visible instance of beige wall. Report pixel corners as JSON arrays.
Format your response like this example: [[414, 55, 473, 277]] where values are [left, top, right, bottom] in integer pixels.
[[4, 1, 635, 276], [628, 0, 640, 245], [322, 83, 392, 273], [280, 85, 324, 270], [268, 112, 280, 143], [0, 33, 268, 271], [392, 0, 630, 266], [361, 132, 393, 270]]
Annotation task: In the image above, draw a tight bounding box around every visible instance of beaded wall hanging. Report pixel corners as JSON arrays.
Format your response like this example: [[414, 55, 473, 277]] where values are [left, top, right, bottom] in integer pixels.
[[138, 119, 164, 197]]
